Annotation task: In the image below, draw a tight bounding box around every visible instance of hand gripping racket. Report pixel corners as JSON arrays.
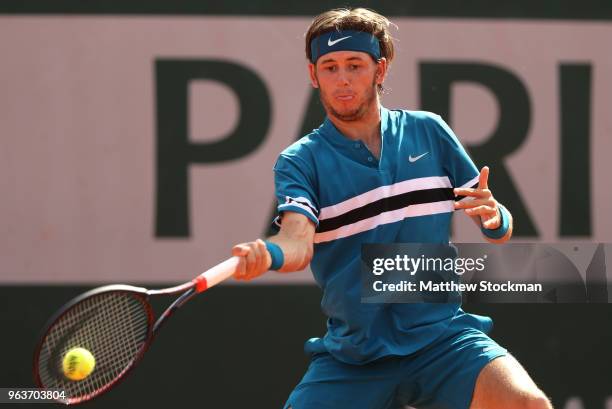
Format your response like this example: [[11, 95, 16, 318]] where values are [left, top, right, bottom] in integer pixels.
[[32, 256, 241, 405]]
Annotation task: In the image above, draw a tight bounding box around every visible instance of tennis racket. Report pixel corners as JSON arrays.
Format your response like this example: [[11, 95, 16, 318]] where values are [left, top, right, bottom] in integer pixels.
[[32, 256, 241, 405]]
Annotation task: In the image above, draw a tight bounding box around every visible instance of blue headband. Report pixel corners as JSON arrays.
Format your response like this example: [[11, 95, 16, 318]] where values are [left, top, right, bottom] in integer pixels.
[[310, 30, 381, 63]]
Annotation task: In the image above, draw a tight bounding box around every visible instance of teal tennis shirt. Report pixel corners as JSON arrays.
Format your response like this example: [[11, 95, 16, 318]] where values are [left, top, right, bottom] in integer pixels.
[[273, 107, 488, 364]]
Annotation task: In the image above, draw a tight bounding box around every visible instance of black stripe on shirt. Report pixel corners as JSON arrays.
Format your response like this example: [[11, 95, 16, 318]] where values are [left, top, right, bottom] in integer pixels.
[[317, 187, 455, 233]]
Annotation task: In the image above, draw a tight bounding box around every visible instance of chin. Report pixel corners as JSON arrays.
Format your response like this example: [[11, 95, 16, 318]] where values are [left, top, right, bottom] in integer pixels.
[[334, 101, 362, 115], [334, 109, 367, 122], [334, 105, 358, 116]]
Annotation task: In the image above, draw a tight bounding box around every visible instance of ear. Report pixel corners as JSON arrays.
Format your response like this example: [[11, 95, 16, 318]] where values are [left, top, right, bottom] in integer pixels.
[[375, 57, 388, 85], [308, 63, 319, 88]]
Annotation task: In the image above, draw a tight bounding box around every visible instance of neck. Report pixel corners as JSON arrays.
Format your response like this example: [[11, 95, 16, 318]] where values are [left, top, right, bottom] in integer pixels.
[[327, 101, 382, 145]]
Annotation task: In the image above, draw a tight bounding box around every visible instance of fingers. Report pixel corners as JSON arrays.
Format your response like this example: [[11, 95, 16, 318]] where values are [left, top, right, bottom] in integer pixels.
[[482, 217, 501, 229], [253, 239, 271, 275], [454, 168, 501, 230], [454, 198, 495, 210], [243, 242, 257, 278], [231, 244, 249, 257], [463, 205, 497, 217], [478, 166, 490, 190], [456, 166, 492, 198], [231, 244, 248, 279], [454, 187, 492, 198], [465, 205, 500, 229], [231, 240, 271, 281]]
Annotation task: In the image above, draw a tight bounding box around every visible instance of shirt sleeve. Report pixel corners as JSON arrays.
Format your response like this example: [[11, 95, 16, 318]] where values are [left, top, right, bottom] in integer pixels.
[[272, 153, 320, 228], [431, 114, 480, 189]]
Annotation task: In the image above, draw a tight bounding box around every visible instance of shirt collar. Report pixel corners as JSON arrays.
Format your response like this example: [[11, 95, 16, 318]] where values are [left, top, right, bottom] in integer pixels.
[[321, 106, 390, 147]]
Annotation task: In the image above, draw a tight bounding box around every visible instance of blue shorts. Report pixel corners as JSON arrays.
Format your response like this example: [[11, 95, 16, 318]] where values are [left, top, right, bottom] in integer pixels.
[[284, 313, 508, 409]]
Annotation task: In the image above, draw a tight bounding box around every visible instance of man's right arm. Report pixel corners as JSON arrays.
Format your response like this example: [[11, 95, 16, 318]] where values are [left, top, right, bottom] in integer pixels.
[[232, 211, 315, 281]]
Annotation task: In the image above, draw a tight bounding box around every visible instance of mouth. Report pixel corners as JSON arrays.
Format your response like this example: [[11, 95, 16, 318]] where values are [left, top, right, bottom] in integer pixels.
[[335, 94, 355, 101]]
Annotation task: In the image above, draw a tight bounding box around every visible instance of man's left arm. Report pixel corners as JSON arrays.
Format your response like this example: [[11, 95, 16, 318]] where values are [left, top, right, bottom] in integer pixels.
[[454, 166, 513, 244]]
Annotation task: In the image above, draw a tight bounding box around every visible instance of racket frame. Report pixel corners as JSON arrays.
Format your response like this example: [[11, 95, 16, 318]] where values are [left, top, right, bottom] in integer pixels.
[[32, 284, 191, 405], [33, 256, 239, 405]]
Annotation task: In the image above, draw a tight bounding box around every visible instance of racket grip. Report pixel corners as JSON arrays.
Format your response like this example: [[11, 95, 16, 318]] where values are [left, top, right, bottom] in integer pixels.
[[193, 256, 241, 293]]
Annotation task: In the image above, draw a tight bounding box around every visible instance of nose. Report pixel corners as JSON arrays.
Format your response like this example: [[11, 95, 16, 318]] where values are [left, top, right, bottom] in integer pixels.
[[337, 69, 350, 86]]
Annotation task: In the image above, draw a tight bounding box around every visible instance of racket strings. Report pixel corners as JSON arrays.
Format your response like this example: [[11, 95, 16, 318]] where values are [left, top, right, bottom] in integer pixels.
[[37, 291, 151, 402]]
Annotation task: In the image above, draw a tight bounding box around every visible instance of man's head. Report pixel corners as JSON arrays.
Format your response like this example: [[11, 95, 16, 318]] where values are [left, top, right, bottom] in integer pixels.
[[305, 8, 395, 122]]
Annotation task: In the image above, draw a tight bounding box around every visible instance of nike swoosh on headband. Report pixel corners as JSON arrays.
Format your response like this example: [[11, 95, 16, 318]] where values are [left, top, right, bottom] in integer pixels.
[[328, 36, 352, 46]]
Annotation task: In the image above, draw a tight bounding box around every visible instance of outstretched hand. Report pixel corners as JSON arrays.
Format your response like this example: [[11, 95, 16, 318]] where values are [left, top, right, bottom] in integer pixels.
[[453, 166, 501, 230]]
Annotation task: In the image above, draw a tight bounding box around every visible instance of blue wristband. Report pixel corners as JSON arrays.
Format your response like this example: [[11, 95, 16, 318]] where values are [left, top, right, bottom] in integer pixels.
[[264, 241, 284, 270], [480, 204, 510, 240]]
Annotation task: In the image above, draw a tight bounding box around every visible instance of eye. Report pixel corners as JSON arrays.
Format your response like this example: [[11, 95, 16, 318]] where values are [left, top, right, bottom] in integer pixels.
[[326, 66, 337, 72]]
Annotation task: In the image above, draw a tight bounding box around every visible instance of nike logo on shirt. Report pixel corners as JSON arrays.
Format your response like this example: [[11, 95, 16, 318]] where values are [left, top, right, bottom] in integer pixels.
[[408, 152, 429, 162]]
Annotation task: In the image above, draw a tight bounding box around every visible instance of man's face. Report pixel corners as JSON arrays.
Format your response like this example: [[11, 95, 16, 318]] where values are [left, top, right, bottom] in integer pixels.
[[309, 51, 387, 122]]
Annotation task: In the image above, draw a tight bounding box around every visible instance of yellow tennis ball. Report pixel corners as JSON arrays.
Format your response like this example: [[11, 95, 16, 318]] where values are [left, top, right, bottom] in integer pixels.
[[62, 347, 95, 381]]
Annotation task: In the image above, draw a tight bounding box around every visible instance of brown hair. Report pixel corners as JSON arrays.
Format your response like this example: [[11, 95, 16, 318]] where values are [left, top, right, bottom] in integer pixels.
[[305, 8, 396, 64]]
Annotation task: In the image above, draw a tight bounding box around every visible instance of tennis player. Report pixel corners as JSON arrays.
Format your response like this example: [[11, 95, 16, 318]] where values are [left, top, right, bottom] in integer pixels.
[[232, 8, 552, 409]]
